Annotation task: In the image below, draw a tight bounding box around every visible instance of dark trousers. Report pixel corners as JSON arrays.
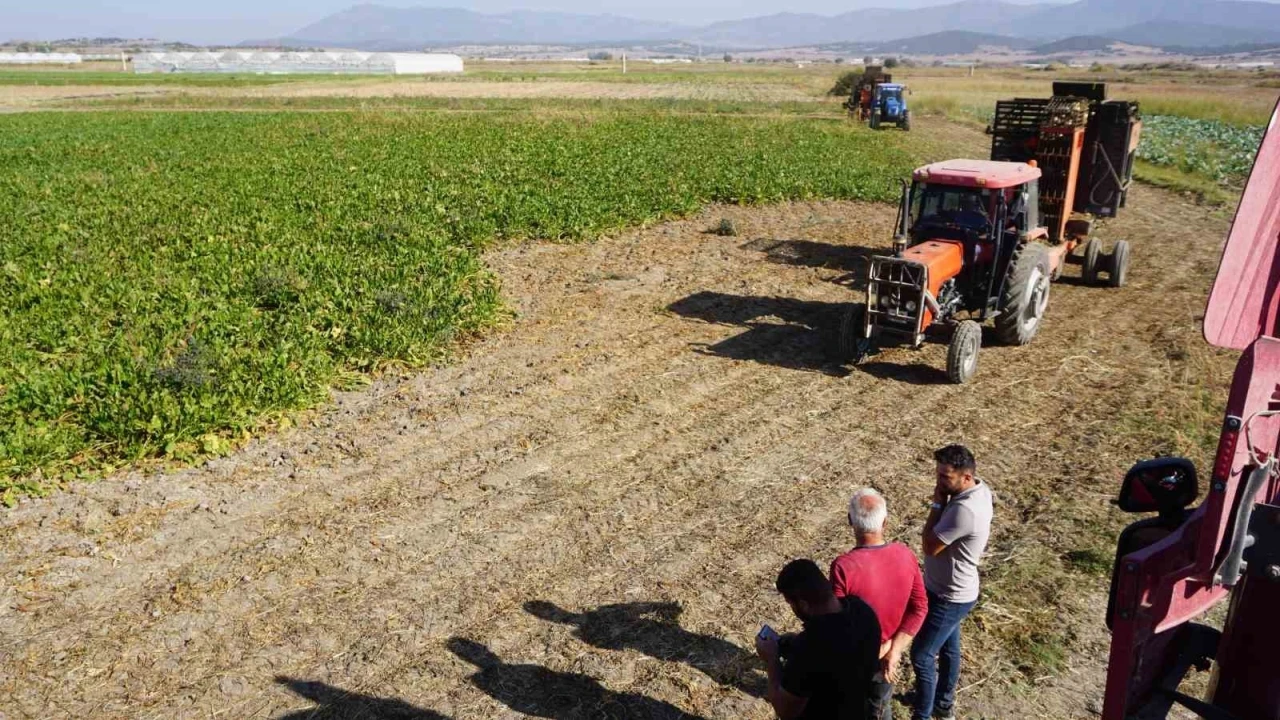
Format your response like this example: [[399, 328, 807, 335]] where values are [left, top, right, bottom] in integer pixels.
[[867, 670, 894, 720], [910, 591, 977, 720]]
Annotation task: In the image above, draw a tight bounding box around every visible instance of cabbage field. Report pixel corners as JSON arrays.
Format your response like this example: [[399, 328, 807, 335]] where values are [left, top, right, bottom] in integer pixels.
[[1137, 115, 1266, 185], [0, 110, 912, 500]]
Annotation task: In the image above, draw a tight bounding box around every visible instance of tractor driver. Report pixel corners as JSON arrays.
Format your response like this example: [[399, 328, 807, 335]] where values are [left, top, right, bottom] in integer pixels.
[[948, 193, 989, 230]]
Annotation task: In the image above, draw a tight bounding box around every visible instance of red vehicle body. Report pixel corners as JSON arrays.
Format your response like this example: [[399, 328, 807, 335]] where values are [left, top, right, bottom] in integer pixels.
[[1102, 100, 1280, 719]]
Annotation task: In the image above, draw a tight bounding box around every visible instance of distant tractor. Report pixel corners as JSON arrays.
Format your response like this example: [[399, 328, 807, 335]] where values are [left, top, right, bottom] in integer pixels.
[[869, 82, 910, 131], [839, 82, 1142, 383]]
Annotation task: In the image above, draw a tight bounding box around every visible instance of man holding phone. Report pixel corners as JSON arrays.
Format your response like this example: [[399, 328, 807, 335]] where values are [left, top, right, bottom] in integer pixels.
[[755, 559, 880, 719], [912, 444, 993, 720]]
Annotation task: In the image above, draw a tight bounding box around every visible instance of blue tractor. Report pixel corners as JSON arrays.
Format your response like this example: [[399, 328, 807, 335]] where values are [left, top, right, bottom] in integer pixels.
[[869, 83, 910, 131]]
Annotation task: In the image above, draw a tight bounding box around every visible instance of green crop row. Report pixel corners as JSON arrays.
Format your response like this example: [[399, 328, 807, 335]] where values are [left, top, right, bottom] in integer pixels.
[[1137, 115, 1265, 185], [0, 109, 912, 500]]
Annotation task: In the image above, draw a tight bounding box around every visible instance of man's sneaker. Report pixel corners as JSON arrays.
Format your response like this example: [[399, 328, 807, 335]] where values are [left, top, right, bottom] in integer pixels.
[[934, 709, 957, 720]]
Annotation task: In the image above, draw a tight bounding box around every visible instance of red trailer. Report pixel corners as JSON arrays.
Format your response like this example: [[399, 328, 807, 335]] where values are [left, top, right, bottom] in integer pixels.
[[1102, 99, 1280, 720]]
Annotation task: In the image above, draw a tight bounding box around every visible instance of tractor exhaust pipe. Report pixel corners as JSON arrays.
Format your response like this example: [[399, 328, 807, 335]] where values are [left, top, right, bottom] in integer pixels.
[[893, 180, 910, 256]]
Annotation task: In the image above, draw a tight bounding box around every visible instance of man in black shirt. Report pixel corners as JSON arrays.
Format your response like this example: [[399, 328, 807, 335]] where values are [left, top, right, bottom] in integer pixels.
[[756, 559, 881, 720]]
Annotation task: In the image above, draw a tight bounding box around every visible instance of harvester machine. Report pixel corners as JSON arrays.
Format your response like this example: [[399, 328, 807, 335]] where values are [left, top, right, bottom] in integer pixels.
[[989, 81, 1143, 278], [844, 65, 892, 122], [839, 81, 1143, 383], [1101, 99, 1280, 720]]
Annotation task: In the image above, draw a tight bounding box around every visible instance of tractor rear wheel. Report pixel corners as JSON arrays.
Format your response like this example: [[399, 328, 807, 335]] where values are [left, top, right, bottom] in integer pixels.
[[946, 320, 982, 384], [995, 242, 1052, 346], [1108, 240, 1131, 288], [1082, 238, 1101, 285], [838, 304, 872, 363]]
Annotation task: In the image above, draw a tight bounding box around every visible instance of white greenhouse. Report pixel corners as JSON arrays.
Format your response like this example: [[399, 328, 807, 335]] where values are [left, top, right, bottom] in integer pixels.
[[131, 50, 463, 75], [0, 52, 83, 65]]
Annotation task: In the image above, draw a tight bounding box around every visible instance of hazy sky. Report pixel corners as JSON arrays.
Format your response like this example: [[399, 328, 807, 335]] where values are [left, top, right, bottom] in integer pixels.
[[4, 0, 1089, 44]]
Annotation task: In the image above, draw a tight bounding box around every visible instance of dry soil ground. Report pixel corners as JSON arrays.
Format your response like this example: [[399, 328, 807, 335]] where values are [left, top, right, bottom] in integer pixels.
[[0, 118, 1237, 719]]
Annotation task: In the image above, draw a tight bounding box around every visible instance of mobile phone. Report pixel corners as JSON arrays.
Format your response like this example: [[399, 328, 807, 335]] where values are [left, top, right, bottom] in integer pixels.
[[758, 624, 780, 642]]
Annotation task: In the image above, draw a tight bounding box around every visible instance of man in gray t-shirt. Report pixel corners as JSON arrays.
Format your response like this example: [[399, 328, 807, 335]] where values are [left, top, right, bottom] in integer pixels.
[[910, 444, 993, 720]]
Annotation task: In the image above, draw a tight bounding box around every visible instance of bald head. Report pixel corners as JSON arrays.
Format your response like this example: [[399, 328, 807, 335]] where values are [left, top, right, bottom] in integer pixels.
[[848, 488, 887, 538]]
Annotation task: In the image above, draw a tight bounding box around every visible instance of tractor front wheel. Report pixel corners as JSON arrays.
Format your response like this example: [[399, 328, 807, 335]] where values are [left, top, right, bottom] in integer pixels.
[[1108, 240, 1131, 288], [1082, 238, 1101, 285], [838, 304, 872, 363], [995, 242, 1052, 346], [946, 320, 982, 384], [901, 111, 911, 132], [870, 110, 881, 130]]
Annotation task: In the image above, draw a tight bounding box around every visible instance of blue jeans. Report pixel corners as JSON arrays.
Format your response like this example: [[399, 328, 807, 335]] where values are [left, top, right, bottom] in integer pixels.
[[910, 591, 977, 719]]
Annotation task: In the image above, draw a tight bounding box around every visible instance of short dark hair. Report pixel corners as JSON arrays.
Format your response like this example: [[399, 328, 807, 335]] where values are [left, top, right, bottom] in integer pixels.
[[934, 444, 976, 472], [775, 559, 834, 605]]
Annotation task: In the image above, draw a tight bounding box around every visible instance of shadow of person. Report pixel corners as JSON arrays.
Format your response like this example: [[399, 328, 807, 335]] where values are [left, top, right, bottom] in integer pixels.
[[448, 637, 706, 720], [524, 600, 766, 698], [273, 676, 449, 720]]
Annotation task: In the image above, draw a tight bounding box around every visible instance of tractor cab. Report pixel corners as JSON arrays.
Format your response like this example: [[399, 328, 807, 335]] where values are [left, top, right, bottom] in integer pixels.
[[906, 160, 1041, 244]]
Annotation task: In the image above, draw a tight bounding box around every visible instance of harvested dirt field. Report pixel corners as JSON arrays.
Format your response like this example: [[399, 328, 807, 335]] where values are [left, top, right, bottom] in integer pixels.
[[0, 118, 1236, 719], [0, 84, 171, 109]]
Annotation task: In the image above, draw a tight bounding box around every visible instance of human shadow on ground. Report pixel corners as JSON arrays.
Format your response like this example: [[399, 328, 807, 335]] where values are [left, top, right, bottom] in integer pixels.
[[666, 291, 851, 376], [448, 637, 706, 720], [525, 600, 766, 699], [273, 676, 449, 720]]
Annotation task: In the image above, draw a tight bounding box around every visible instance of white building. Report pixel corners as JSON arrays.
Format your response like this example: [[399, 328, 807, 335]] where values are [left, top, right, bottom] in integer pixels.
[[131, 50, 463, 75], [0, 52, 83, 65]]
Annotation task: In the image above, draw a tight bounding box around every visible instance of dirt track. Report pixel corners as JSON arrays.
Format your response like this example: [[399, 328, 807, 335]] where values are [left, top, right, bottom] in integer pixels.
[[0, 120, 1234, 718]]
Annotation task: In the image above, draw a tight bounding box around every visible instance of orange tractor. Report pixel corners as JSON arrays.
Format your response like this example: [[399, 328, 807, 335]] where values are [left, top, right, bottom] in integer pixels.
[[839, 82, 1142, 382]]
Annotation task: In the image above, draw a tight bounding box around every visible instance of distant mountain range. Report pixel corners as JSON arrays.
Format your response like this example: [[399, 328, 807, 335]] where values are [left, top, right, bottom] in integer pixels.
[[255, 0, 1280, 52]]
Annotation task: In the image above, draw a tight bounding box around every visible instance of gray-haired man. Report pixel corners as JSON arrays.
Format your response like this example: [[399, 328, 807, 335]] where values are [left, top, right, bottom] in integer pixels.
[[830, 488, 928, 720]]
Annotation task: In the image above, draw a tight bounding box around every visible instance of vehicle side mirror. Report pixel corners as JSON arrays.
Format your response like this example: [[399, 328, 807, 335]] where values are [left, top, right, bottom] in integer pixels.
[[1118, 457, 1198, 514]]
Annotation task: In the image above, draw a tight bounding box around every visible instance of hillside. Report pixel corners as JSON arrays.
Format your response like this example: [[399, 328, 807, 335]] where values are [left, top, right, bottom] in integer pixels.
[[1110, 20, 1280, 48], [284, 5, 687, 48], [697, 0, 1043, 47], [269, 0, 1280, 52], [1031, 35, 1120, 53], [1012, 0, 1280, 41], [823, 30, 1035, 56]]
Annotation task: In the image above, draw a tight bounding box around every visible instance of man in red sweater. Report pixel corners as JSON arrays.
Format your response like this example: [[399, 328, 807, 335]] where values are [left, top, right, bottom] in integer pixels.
[[830, 488, 928, 720]]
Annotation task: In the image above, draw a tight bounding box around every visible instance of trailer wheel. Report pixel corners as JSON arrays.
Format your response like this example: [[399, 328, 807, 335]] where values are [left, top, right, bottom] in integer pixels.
[[1108, 240, 1131, 288], [947, 320, 982, 384], [1082, 238, 1101, 285], [838, 304, 872, 363], [995, 242, 1052, 346]]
